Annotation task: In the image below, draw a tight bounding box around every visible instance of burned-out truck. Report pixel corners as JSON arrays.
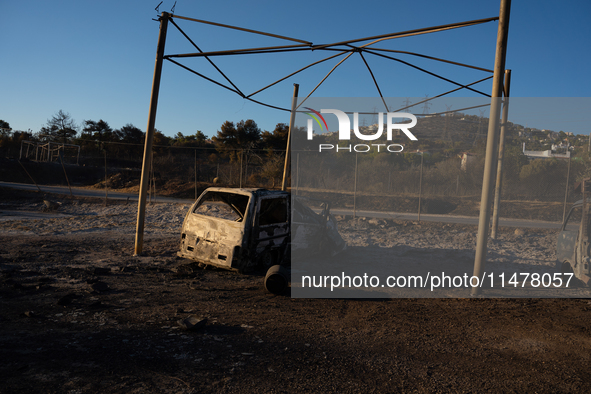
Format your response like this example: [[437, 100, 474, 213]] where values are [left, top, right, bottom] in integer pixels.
[[178, 187, 346, 286], [557, 180, 591, 285]]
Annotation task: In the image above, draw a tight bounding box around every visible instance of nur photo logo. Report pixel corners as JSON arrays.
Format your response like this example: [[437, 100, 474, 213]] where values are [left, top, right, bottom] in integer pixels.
[[304, 109, 418, 153]]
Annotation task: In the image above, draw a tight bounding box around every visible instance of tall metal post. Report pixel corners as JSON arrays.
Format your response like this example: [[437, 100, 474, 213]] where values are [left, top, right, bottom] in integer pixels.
[[239, 150, 243, 188], [282, 83, 299, 191], [353, 154, 358, 218], [418, 153, 424, 221], [472, 0, 511, 296], [104, 150, 108, 206], [562, 155, 571, 223], [295, 153, 300, 195], [491, 69, 512, 239], [59, 152, 73, 198], [135, 12, 169, 255], [194, 149, 197, 200]]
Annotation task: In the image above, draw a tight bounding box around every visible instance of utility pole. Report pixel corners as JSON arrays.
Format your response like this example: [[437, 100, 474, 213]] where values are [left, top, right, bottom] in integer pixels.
[[471, 0, 511, 296], [135, 12, 169, 255], [562, 155, 571, 223], [418, 152, 424, 221], [353, 154, 358, 218], [491, 69, 512, 239], [282, 84, 299, 191]]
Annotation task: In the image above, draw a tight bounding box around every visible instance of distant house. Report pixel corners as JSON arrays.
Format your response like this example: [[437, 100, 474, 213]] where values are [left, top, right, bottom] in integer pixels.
[[522, 143, 570, 159], [460, 152, 477, 171]]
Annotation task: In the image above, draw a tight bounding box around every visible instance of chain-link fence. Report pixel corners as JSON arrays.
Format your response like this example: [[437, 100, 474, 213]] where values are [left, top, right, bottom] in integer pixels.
[[3, 142, 287, 200], [2, 137, 587, 224], [292, 149, 581, 223]]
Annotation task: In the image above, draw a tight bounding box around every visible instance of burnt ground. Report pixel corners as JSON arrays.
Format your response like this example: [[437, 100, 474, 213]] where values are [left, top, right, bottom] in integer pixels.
[[2, 192, 591, 393]]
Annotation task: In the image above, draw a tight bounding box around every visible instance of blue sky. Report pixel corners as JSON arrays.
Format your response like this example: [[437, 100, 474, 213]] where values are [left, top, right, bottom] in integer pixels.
[[1, 0, 590, 138]]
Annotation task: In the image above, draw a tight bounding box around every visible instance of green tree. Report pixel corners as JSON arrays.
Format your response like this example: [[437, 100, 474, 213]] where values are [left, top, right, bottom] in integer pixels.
[[0, 120, 11, 136], [172, 130, 208, 147], [153, 130, 171, 146], [519, 158, 564, 196], [116, 124, 144, 144], [39, 110, 78, 143], [82, 119, 114, 142], [261, 123, 288, 152], [213, 119, 261, 160]]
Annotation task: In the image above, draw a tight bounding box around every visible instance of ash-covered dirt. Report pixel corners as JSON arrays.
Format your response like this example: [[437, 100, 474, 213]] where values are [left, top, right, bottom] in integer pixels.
[[2, 190, 591, 393]]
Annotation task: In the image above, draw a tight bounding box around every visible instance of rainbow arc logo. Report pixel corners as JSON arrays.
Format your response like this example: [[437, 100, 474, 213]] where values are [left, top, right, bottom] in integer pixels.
[[304, 107, 328, 132]]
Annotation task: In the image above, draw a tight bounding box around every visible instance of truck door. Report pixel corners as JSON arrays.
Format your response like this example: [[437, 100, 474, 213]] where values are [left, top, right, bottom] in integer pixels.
[[557, 204, 581, 266], [253, 194, 290, 267]]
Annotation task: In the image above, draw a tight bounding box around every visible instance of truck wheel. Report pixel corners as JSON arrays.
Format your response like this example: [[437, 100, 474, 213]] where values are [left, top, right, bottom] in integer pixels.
[[558, 260, 586, 288], [264, 265, 289, 295], [557, 260, 573, 274]]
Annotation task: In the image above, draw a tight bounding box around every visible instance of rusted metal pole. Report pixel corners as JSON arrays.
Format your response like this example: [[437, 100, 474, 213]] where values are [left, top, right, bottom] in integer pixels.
[[149, 151, 154, 205], [562, 155, 571, 224], [135, 12, 169, 255], [295, 153, 299, 195], [418, 153, 424, 221], [240, 150, 243, 188], [17, 160, 42, 193], [194, 149, 197, 200], [104, 150, 108, 206], [491, 69, 511, 239], [59, 152, 74, 198], [581, 180, 587, 263], [471, 0, 511, 296], [282, 83, 299, 191], [353, 154, 358, 218]]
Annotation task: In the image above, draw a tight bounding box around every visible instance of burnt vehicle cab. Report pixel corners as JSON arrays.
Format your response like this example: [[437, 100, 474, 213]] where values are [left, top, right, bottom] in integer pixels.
[[178, 187, 345, 274]]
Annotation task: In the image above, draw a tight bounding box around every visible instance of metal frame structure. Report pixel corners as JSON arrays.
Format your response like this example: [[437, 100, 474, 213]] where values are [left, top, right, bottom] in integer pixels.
[[162, 14, 498, 113], [19, 140, 81, 165], [136, 0, 511, 296]]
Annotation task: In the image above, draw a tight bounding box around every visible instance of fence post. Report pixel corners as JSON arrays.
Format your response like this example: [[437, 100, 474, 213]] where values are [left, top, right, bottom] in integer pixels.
[[104, 150, 108, 206], [17, 159, 42, 193], [194, 149, 197, 200], [354, 154, 358, 218], [388, 172, 391, 193], [418, 153, 423, 221], [296, 153, 300, 195], [239, 150, 243, 188], [491, 69, 512, 239], [282, 83, 299, 191], [562, 155, 571, 223], [244, 151, 248, 186], [59, 151, 73, 198]]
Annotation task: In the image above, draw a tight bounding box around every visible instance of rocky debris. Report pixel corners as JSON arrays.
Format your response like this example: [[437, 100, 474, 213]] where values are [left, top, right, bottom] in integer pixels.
[[177, 316, 208, 331], [42, 199, 61, 211], [22, 311, 38, 318], [368, 218, 387, 227]]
